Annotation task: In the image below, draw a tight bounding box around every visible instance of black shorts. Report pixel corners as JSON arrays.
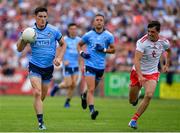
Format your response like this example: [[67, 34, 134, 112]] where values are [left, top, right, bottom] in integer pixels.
[[29, 62, 54, 81], [64, 66, 79, 76], [84, 65, 104, 81]]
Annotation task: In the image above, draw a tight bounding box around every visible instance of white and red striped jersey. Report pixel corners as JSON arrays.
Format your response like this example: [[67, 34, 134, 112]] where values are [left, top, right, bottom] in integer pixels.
[[133, 34, 170, 74]]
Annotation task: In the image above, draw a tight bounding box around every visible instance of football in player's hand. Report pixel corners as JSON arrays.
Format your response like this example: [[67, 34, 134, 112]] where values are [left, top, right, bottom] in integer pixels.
[[22, 27, 36, 43]]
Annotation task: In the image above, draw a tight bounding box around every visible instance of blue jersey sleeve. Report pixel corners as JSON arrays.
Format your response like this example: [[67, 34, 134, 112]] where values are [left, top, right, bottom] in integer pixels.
[[55, 30, 62, 41], [108, 34, 114, 45], [82, 33, 89, 44]]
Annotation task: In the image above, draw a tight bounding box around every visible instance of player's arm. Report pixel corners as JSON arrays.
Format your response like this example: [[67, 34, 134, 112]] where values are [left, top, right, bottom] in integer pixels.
[[134, 50, 146, 84], [104, 44, 115, 54], [165, 48, 171, 67], [54, 37, 66, 66], [77, 40, 85, 53], [58, 37, 66, 59], [160, 55, 164, 69], [161, 39, 171, 72], [134, 50, 143, 77], [94, 34, 115, 54], [162, 48, 171, 72], [17, 37, 28, 52], [77, 41, 90, 59]]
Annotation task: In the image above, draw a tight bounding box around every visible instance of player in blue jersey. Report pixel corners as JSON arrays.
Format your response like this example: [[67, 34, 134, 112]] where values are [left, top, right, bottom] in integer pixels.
[[77, 14, 115, 120], [16, 7, 66, 130], [50, 23, 81, 108]]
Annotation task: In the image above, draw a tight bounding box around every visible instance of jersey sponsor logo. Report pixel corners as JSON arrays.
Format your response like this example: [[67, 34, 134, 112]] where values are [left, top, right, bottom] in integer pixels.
[[35, 39, 50, 47]]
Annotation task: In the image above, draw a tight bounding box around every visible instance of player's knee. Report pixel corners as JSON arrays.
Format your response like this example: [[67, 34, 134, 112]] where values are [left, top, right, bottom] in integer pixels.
[[41, 95, 45, 101], [129, 98, 136, 104], [71, 82, 76, 89], [145, 92, 154, 99], [129, 99, 133, 104], [88, 88, 94, 94], [66, 81, 72, 88], [33, 89, 41, 98]]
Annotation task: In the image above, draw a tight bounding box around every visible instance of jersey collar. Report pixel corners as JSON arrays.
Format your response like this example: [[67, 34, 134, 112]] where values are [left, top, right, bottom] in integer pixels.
[[92, 28, 105, 34], [35, 22, 48, 31]]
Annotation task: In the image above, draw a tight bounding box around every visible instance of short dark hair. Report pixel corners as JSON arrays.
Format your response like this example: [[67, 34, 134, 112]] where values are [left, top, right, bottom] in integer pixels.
[[68, 23, 77, 28], [34, 7, 47, 15], [148, 21, 161, 32], [95, 13, 105, 19]]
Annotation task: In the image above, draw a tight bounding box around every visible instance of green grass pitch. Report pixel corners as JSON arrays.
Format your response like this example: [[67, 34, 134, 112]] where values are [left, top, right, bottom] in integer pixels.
[[0, 96, 180, 132]]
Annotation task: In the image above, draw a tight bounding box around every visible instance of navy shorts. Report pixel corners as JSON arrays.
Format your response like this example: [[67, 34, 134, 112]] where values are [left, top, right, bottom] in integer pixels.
[[29, 62, 54, 83], [84, 65, 104, 81], [64, 66, 79, 76]]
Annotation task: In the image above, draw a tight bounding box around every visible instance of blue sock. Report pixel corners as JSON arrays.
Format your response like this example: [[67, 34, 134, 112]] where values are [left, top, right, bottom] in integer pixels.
[[54, 84, 60, 91], [50, 84, 60, 96], [89, 105, 94, 113], [37, 114, 43, 125], [65, 98, 70, 104]]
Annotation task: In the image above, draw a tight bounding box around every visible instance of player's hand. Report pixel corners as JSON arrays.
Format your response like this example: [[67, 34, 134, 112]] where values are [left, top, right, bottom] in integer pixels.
[[53, 58, 62, 66], [20, 36, 30, 44], [80, 51, 91, 59], [138, 75, 147, 86], [162, 64, 169, 73], [64, 61, 69, 66], [95, 44, 105, 52]]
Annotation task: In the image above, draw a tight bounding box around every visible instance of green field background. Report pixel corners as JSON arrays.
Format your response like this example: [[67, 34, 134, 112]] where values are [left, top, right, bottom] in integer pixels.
[[105, 72, 180, 99], [0, 96, 180, 132]]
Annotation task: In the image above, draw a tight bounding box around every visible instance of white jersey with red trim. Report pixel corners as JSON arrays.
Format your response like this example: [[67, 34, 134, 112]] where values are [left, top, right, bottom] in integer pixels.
[[133, 34, 170, 74]]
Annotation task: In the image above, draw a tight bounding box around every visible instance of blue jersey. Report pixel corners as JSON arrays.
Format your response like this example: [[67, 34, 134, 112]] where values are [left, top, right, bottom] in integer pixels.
[[82, 29, 114, 69], [29, 23, 62, 68], [63, 36, 81, 67]]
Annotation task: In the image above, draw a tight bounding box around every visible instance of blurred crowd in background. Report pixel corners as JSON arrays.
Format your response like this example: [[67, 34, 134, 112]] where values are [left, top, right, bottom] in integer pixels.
[[0, 0, 180, 75]]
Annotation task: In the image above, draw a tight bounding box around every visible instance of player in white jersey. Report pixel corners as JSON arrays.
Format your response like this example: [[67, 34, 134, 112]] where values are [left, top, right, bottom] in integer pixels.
[[128, 21, 171, 129]]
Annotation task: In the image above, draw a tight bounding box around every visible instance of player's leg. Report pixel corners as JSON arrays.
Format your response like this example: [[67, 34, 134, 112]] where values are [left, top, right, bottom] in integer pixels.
[[34, 81, 49, 130], [129, 86, 141, 106], [60, 76, 72, 88], [41, 82, 51, 101], [85, 76, 95, 106], [79, 66, 89, 109], [50, 67, 71, 96], [80, 66, 88, 110], [94, 68, 104, 89], [38, 65, 53, 130], [50, 77, 71, 96], [30, 76, 46, 130], [81, 80, 88, 109], [81, 66, 103, 120], [129, 80, 157, 129], [29, 62, 48, 130], [129, 70, 142, 106], [88, 69, 104, 120], [85, 75, 99, 120], [64, 74, 78, 107], [81, 66, 95, 111], [136, 80, 157, 117], [63, 76, 73, 107]]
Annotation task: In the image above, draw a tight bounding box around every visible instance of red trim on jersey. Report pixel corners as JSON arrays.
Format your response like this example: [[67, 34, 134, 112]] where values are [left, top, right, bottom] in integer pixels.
[[140, 34, 148, 43], [130, 70, 160, 87]]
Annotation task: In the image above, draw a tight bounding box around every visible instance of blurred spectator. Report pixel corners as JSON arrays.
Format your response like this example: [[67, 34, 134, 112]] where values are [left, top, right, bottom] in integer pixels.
[[0, 0, 180, 72]]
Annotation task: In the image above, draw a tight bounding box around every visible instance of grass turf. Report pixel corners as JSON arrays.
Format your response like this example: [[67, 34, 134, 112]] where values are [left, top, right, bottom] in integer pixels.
[[0, 96, 180, 132]]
